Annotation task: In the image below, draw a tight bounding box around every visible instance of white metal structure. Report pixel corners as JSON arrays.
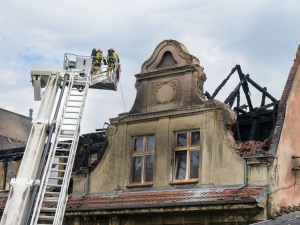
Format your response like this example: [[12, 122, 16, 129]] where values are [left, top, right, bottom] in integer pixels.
[[0, 54, 120, 225]]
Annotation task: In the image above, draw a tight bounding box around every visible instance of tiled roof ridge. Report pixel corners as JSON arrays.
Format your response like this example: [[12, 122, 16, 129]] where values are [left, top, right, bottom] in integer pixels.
[[277, 44, 300, 118]]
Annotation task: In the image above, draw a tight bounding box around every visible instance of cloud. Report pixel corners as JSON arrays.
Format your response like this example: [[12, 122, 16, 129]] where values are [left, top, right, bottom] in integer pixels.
[[0, 0, 299, 133]]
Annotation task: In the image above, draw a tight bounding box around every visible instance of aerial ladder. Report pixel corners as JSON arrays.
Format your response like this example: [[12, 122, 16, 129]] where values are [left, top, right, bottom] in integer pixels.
[[0, 53, 121, 225]]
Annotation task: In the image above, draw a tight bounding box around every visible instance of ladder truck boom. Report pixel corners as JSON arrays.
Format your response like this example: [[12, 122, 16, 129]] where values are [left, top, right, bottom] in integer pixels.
[[0, 53, 121, 225]]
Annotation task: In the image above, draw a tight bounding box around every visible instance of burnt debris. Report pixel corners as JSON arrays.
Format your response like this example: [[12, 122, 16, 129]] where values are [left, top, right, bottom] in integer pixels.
[[206, 65, 279, 144]]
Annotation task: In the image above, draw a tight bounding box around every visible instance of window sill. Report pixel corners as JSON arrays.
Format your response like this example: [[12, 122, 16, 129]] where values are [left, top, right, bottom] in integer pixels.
[[126, 183, 153, 188], [169, 180, 199, 185]]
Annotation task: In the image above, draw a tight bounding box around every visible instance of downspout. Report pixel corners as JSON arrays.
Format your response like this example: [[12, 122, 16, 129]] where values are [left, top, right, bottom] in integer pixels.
[[82, 170, 90, 197], [239, 158, 248, 190]]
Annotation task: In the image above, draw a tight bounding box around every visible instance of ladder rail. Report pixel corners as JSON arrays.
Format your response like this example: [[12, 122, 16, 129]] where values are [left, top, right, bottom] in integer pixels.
[[30, 73, 76, 225], [54, 75, 89, 224]]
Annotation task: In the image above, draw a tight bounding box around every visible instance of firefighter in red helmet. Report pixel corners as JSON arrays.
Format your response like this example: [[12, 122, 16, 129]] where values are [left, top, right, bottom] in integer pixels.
[[106, 48, 120, 77], [92, 48, 106, 74]]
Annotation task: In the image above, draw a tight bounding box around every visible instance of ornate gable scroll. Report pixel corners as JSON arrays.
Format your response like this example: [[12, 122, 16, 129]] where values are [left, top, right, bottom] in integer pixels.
[[130, 40, 206, 114]]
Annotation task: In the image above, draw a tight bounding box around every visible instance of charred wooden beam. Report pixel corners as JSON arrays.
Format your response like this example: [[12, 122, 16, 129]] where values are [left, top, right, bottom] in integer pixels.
[[233, 122, 241, 141], [260, 87, 267, 107], [236, 89, 240, 108], [233, 106, 247, 115], [224, 74, 249, 107], [248, 119, 258, 140], [255, 101, 278, 112], [247, 77, 277, 102], [205, 91, 213, 99], [211, 66, 238, 99], [236, 65, 254, 111]]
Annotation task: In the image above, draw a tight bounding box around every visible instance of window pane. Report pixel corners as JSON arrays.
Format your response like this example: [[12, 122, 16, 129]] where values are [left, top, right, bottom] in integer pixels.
[[147, 136, 155, 150], [132, 156, 142, 182], [145, 155, 154, 182], [134, 137, 143, 151], [190, 150, 200, 179], [191, 131, 200, 146], [175, 151, 187, 180], [177, 133, 187, 147]]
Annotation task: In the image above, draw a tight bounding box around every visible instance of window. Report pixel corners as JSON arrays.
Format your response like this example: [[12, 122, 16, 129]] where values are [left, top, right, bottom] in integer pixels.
[[174, 130, 200, 182], [131, 135, 155, 184]]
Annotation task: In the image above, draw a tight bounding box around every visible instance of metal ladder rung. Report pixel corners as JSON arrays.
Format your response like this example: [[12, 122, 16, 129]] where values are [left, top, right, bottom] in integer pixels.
[[65, 111, 79, 114], [73, 80, 86, 83], [62, 123, 77, 125], [45, 191, 60, 196], [52, 162, 67, 166], [43, 198, 59, 203], [64, 117, 79, 119], [68, 99, 83, 102], [71, 88, 84, 91], [61, 129, 76, 132], [70, 93, 84, 97], [38, 215, 55, 220], [66, 105, 81, 108], [49, 177, 64, 180], [56, 148, 70, 152], [57, 141, 71, 145], [59, 134, 74, 138], [50, 169, 65, 173], [54, 155, 69, 159], [60, 132, 75, 135], [40, 207, 57, 213]]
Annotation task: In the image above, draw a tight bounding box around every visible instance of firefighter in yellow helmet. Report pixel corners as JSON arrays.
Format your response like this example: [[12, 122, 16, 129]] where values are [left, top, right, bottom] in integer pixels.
[[92, 48, 105, 75], [106, 48, 120, 77]]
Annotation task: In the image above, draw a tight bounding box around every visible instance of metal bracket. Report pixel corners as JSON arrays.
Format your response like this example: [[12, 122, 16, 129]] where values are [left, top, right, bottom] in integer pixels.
[[10, 178, 34, 187]]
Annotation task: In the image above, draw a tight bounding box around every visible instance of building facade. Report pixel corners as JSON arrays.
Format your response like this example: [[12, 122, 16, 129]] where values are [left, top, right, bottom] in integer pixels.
[[66, 40, 269, 224]]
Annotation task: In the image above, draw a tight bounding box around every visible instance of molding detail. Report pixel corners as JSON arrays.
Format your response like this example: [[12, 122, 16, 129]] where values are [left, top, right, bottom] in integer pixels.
[[155, 51, 178, 69], [106, 125, 117, 137], [195, 66, 207, 99], [150, 79, 181, 105]]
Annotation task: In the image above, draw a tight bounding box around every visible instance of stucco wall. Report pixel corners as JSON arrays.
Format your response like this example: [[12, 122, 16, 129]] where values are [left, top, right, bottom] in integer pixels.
[[86, 105, 244, 194], [269, 64, 300, 214]]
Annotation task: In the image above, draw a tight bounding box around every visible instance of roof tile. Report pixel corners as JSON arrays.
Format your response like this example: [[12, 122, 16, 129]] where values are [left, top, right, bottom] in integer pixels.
[[65, 187, 265, 210]]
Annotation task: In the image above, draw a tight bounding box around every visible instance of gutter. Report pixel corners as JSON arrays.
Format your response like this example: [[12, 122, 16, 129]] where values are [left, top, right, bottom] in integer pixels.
[[65, 198, 258, 212]]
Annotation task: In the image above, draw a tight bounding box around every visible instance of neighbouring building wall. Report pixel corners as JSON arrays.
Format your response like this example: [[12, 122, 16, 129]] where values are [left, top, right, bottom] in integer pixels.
[[269, 64, 300, 215], [0, 108, 32, 143]]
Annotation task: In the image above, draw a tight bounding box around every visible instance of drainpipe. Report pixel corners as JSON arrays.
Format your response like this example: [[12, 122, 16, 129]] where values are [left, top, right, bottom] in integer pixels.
[[82, 170, 90, 197], [238, 159, 248, 190]]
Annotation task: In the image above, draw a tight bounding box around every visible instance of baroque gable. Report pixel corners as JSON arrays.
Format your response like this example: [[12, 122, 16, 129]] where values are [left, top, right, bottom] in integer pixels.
[[130, 40, 207, 114]]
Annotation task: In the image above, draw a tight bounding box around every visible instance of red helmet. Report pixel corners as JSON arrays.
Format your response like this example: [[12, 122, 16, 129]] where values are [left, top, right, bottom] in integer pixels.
[[109, 48, 115, 52], [97, 49, 102, 53]]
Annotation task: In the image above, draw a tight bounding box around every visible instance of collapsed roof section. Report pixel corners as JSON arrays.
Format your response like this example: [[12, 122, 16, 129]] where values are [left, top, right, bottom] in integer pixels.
[[205, 65, 279, 156]]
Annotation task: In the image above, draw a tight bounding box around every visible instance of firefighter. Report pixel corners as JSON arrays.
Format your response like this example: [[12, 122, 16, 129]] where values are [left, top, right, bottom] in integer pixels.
[[106, 48, 120, 77], [92, 49, 105, 75]]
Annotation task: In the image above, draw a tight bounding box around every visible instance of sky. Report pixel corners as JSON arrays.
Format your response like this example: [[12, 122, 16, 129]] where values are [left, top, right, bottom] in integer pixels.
[[0, 0, 299, 134]]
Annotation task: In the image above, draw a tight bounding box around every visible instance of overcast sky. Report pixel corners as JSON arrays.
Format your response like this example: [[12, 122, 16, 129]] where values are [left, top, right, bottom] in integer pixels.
[[0, 0, 299, 134]]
